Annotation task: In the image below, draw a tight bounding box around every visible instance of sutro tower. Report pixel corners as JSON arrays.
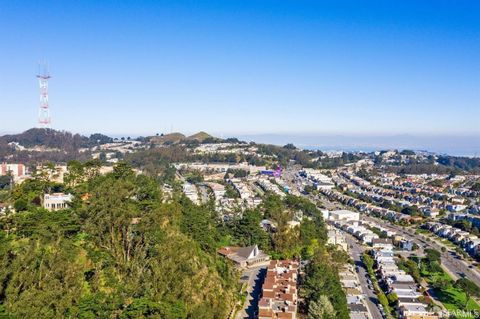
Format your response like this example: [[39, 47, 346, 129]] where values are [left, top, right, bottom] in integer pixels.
[[37, 63, 51, 128]]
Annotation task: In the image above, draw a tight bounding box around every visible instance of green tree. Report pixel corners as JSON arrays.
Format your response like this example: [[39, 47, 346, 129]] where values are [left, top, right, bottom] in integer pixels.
[[387, 292, 398, 305], [362, 253, 374, 273], [0, 175, 11, 190], [308, 295, 336, 319], [231, 210, 270, 250], [378, 293, 390, 312], [283, 143, 296, 150], [471, 182, 480, 192], [456, 278, 479, 307], [224, 184, 239, 199], [179, 198, 219, 252], [401, 205, 419, 216], [303, 249, 349, 319], [120, 298, 187, 319], [13, 199, 28, 212], [64, 160, 85, 187], [99, 152, 107, 162], [0, 166, 238, 318], [431, 276, 451, 291], [424, 248, 442, 272]]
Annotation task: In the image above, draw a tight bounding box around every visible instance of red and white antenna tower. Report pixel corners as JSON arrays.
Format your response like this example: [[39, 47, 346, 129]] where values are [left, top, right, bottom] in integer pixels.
[[37, 62, 51, 128]]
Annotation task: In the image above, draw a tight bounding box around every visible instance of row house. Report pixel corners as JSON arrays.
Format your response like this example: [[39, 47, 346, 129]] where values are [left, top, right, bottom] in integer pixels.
[[372, 249, 437, 319], [338, 264, 370, 319], [424, 222, 480, 258], [341, 222, 379, 245], [258, 260, 299, 319]]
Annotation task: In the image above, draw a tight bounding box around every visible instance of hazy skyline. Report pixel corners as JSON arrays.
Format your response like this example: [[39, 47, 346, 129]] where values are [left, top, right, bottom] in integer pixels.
[[1, 1, 479, 136], [236, 133, 480, 157]]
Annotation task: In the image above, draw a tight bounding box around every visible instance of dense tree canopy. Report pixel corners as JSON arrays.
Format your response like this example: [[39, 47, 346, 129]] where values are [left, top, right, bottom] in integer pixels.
[[0, 163, 238, 318]]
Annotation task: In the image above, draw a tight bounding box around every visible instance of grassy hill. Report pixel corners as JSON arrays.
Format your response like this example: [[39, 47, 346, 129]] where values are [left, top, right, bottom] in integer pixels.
[[149, 132, 186, 145], [186, 131, 213, 142], [150, 131, 217, 145]]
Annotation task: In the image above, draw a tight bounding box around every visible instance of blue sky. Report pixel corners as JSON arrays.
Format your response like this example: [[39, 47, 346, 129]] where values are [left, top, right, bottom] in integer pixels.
[[1, 0, 479, 137]]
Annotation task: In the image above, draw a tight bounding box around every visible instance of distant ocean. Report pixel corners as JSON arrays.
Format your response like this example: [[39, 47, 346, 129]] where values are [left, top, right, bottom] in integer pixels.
[[236, 134, 480, 157]]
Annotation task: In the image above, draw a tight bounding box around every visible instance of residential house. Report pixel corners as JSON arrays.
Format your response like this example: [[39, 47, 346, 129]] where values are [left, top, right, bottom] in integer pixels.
[[43, 193, 73, 211]]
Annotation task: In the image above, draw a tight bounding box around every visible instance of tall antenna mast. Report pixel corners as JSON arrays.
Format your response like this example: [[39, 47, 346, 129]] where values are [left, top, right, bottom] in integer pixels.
[[37, 62, 51, 128]]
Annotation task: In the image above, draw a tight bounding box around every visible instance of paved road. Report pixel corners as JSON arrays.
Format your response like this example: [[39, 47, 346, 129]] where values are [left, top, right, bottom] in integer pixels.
[[363, 215, 480, 286], [236, 266, 267, 319], [345, 235, 384, 319]]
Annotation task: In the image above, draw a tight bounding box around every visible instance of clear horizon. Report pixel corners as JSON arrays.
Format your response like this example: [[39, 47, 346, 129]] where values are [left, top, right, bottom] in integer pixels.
[[1, 1, 479, 137]]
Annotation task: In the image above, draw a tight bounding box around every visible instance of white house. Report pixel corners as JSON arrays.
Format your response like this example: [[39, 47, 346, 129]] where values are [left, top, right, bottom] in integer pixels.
[[43, 193, 73, 211]]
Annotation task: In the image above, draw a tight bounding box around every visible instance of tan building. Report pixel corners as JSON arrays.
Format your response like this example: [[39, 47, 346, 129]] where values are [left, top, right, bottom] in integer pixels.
[[36, 165, 68, 183], [217, 245, 270, 268], [327, 227, 348, 251], [0, 163, 27, 182]]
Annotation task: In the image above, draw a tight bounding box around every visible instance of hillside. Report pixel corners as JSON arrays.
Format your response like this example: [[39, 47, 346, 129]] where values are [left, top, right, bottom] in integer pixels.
[[186, 131, 213, 142], [0, 128, 113, 151], [0, 128, 88, 151], [149, 132, 186, 145], [0, 129, 113, 164], [0, 164, 238, 318], [149, 131, 217, 145]]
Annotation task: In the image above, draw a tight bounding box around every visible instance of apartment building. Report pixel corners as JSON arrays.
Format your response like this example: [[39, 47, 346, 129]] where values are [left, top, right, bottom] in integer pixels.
[[258, 260, 299, 319], [0, 163, 27, 182]]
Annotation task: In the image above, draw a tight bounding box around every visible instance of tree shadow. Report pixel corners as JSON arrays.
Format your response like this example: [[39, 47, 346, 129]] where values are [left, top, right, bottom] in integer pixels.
[[244, 267, 267, 319], [368, 296, 379, 305]]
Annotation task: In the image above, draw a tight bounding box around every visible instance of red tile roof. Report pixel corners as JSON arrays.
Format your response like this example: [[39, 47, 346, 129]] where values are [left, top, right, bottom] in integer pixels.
[[258, 260, 299, 318]]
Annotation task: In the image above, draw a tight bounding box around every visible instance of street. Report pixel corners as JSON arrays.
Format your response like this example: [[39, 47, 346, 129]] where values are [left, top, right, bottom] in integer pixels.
[[345, 234, 384, 319], [236, 266, 267, 319]]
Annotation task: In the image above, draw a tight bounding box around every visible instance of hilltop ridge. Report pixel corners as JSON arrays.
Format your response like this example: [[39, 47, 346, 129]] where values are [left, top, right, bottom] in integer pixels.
[[0, 128, 114, 151], [186, 131, 212, 142], [149, 131, 215, 145]]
